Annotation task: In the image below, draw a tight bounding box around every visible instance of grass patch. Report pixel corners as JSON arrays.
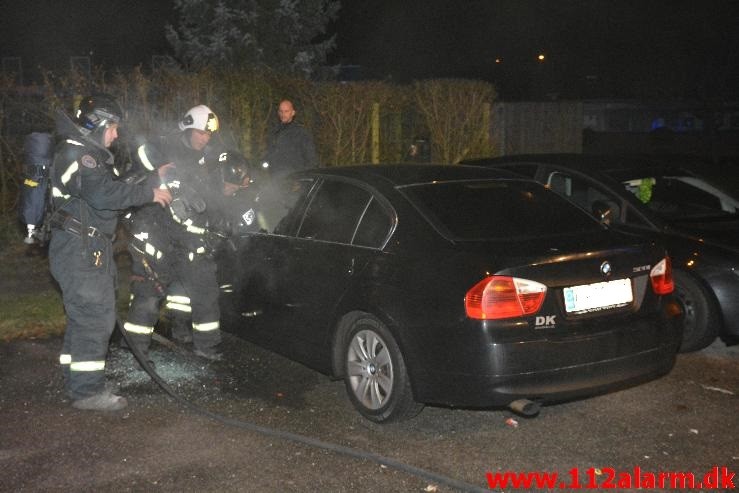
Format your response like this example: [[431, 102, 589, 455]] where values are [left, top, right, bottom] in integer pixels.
[[0, 212, 25, 247], [0, 290, 66, 342], [0, 213, 153, 342], [0, 213, 66, 341]]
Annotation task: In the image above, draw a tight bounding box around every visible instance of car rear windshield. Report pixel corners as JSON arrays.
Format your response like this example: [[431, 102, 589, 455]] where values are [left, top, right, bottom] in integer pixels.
[[400, 179, 603, 240]]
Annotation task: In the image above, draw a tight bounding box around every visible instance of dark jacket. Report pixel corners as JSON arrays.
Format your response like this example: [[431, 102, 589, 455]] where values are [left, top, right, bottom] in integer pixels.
[[129, 133, 237, 257], [264, 121, 319, 179], [129, 133, 209, 253], [51, 112, 154, 236]]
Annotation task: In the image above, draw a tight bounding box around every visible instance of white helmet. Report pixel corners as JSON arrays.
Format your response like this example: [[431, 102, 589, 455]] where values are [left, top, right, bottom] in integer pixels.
[[179, 105, 220, 133]]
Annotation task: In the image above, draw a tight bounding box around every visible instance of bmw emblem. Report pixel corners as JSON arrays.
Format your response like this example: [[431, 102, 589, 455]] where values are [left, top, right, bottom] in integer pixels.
[[600, 261, 612, 276]]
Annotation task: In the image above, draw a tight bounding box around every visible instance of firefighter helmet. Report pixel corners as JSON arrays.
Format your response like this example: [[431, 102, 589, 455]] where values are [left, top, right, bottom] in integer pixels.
[[213, 150, 248, 186], [179, 105, 220, 133], [76, 94, 123, 134]]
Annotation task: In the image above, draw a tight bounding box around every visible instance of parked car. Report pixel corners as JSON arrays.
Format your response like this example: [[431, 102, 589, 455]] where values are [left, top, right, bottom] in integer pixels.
[[217, 164, 682, 423], [464, 153, 739, 352]]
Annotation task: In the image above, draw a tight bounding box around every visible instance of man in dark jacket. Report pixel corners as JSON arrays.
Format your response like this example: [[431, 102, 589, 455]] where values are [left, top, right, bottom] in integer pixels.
[[263, 99, 318, 180], [49, 94, 171, 411], [258, 100, 318, 230]]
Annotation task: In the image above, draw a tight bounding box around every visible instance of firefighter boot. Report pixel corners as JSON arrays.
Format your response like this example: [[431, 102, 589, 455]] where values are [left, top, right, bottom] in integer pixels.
[[170, 314, 193, 344], [194, 346, 223, 361]]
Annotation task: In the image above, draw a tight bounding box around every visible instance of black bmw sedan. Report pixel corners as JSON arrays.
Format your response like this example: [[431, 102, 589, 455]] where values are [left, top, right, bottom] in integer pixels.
[[464, 154, 739, 352], [218, 164, 682, 423]]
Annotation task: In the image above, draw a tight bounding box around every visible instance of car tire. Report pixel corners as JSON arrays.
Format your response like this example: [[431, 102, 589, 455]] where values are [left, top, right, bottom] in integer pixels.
[[341, 315, 423, 423], [674, 270, 719, 352]]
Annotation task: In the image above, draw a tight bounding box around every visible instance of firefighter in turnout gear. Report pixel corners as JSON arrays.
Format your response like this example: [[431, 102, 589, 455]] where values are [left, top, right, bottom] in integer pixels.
[[48, 94, 172, 411], [121, 104, 220, 342], [165, 150, 258, 344], [145, 104, 218, 345], [163, 150, 256, 344], [123, 106, 242, 363]]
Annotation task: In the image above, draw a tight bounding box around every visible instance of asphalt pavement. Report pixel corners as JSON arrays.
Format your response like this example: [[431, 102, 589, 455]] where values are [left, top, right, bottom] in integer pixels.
[[1, 331, 737, 492]]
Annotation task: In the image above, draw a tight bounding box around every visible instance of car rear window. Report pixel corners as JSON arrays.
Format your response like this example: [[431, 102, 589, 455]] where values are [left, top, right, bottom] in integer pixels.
[[400, 179, 603, 240]]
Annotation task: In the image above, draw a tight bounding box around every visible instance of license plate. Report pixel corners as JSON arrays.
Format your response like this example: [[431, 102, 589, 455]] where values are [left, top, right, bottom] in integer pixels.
[[563, 278, 633, 314]]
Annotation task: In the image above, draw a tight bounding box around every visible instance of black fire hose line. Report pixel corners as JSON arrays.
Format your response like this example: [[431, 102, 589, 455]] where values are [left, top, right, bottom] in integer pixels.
[[115, 317, 488, 493]]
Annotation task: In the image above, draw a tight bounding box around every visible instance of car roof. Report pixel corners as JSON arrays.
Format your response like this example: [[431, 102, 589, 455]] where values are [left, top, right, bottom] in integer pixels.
[[296, 164, 523, 188]]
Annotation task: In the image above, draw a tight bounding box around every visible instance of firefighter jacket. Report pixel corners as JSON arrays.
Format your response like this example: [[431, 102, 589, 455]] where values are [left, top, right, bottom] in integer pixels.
[[128, 134, 222, 261], [50, 112, 155, 237]]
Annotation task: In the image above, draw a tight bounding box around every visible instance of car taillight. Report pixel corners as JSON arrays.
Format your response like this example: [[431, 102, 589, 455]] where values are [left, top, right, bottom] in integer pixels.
[[650, 257, 674, 294], [465, 276, 547, 320]]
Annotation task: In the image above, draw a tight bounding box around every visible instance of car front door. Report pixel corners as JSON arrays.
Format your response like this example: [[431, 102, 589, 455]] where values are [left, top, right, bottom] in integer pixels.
[[233, 176, 394, 368], [278, 178, 394, 366]]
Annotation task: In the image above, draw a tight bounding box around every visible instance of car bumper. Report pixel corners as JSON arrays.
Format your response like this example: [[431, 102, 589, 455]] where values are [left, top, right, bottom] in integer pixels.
[[406, 309, 682, 408]]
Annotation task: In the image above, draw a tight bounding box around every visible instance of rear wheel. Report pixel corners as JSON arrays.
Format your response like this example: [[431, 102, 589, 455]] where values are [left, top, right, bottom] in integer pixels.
[[342, 315, 423, 423], [674, 270, 719, 352]]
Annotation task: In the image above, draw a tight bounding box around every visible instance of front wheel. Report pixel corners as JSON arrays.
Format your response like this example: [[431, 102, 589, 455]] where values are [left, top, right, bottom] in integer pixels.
[[674, 270, 719, 352], [342, 316, 423, 423]]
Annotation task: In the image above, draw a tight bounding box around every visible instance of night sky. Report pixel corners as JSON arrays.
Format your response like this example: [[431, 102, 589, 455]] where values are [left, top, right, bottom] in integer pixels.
[[0, 1, 173, 76], [2, 0, 738, 100]]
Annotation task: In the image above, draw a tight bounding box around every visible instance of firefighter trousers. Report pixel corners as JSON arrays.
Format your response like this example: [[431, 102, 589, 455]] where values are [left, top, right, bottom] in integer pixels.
[[49, 229, 117, 400], [125, 250, 221, 354]]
